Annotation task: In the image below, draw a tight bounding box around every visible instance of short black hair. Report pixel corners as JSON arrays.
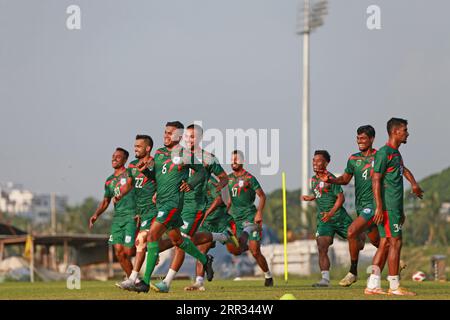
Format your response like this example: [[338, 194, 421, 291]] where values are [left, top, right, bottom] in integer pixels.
[[232, 150, 245, 160], [116, 147, 129, 160], [357, 125, 376, 138], [314, 150, 330, 163], [387, 118, 408, 134], [166, 121, 184, 129], [186, 124, 203, 136], [135, 134, 153, 149]]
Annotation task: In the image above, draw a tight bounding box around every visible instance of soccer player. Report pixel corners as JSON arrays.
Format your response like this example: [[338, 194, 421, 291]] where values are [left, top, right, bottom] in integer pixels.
[[184, 175, 240, 291], [365, 118, 422, 295], [89, 148, 137, 281], [116, 135, 173, 291], [302, 150, 353, 287], [133, 121, 214, 293], [227, 150, 273, 287], [152, 124, 237, 293], [318, 125, 423, 287]]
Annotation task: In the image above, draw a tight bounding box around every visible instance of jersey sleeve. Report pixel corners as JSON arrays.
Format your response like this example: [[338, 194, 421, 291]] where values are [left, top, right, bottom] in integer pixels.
[[374, 149, 388, 174], [250, 175, 262, 192], [208, 180, 220, 199], [331, 183, 343, 196], [208, 154, 225, 177], [104, 180, 113, 199], [344, 157, 354, 175]]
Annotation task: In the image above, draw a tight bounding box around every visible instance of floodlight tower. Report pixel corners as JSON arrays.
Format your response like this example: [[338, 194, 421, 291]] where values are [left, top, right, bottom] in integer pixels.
[[297, 0, 328, 225]]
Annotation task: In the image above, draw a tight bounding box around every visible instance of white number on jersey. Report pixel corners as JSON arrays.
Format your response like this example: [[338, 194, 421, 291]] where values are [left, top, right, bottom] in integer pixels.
[[135, 177, 144, 188], [314, 189, 321, 199], [232, 187, 238, 197], [362, 169, 369, 180], [162, 163, 167, 174]]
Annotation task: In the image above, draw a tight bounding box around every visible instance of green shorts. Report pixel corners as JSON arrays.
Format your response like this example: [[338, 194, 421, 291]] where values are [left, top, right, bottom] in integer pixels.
[[137, 207, 158, 231], [199, 214, 235, 234], [315, 214, 353, 239], [109, 217, 137, 247], [236, 219, 261, 242], [356, 207, 377, 232], [180, 208, 204, 237], [155, 205, 183, 231], [139, 214, 157, 231], [378, 208, 403, 238]]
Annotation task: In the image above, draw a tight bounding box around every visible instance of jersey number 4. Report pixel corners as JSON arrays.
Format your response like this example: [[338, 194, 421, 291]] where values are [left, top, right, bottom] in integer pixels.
[[362, 169, 369, 180]]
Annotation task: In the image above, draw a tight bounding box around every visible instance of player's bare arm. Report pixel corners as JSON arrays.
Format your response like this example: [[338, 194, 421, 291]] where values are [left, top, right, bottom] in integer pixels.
[[319, 171, 353, 185], [201, 195, 223, 225], [255, 188, 266, 226], [321, 192, 344, 222], [89, 197, 111, 228], [215, 172, 229, 191], [403, 167, 424, 199], [372, 172, 384, 225], [302, 195, 316, 202]]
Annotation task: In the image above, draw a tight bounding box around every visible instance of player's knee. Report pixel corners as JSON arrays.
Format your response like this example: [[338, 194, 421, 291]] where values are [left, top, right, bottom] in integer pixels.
[[136, 232, 148, 253], [347, 227, 357, 239], [250, 248, 260, 257], [172, 237, 184, 247], [318, 244, 328, 254], [115, 250, 125, 260]]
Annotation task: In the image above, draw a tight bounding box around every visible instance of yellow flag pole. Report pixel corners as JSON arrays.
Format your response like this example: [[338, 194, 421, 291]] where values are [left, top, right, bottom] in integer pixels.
[[282, 172, 288, 283]]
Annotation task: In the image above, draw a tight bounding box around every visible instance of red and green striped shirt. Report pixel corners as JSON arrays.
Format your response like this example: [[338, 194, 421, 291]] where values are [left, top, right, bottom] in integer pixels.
[[373, 143, 404, 211]]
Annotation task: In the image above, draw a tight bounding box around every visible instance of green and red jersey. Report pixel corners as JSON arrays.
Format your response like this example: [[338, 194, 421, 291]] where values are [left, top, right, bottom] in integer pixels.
[[344, 149, 377, 211], [152, 145, 206, 209], [228, 170, 262, 219], [203, 176, 228, 224], [104, 168, 136, 219], [310, 173, 348, 220], [184, 149, 225, 212], [128, 159, 157, 216], [373, 143, 404, 211]]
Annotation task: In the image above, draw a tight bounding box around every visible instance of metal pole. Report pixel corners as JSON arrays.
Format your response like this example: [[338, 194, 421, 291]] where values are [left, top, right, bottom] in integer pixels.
[[300, 0, 310, 226], [50, 193, 57, 270], [51, 192, 56, 234]]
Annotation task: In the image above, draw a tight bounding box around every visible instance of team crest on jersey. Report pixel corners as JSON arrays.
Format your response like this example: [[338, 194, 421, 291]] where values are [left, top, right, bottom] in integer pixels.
[[356, 159, 362, 167], [157, 211, 164, 218], [173, 156, 181, 164], [238, 180, 244, 188], [120, 178, 127, 185], [132, 168, 137, 175], [363, 208, 372, 214], [125, 235, 132, 243], [319, 181, 324, 188]]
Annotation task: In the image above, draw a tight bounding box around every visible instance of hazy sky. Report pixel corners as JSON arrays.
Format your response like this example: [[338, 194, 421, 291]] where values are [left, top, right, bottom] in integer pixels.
[[1, 0, 449, 204]]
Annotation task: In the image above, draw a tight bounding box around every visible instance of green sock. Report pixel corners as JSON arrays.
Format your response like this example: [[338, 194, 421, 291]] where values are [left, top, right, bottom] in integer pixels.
[[143, 241, 159, 285], [179, 237, 207, 265]]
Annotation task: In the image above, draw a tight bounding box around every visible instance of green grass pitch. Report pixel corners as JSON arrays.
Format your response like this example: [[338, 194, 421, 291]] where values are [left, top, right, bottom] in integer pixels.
[[0, 278, 449, 300]]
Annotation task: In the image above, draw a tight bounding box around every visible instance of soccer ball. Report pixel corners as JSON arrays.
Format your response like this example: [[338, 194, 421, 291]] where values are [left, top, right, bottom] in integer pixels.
[[412, 271, 426, 282]]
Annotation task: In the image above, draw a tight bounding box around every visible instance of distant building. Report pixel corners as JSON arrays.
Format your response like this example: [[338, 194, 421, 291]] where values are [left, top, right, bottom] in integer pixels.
[[0, 182, 68, 224], [32, 194, 68, 224], [0, 183, 33, 217], [440, 202, 450, 223]]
